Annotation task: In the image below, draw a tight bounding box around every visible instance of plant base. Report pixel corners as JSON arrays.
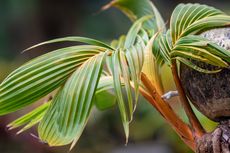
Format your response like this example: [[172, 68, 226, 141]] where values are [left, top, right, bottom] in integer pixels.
[[196, 120, 230, 153]]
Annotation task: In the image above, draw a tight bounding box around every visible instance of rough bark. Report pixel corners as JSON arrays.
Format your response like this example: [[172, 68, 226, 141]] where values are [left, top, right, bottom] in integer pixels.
[[196, 120, 230, 153]]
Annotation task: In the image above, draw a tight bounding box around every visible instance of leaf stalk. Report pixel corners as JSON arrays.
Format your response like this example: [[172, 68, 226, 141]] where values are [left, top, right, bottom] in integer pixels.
[[171, 60, 205, 138]]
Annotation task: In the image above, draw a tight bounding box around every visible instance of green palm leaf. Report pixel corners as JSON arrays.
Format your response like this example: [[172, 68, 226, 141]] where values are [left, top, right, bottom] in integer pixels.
[[104, 0, 165, 33], [170, 3, 225, 44], [157, 3, 230, 73], [111, 49, 130, 141], [110, 43, 146, 142], [109, 16, 150, 141], [7, 102, 50, 134], [0, 0, 209, 151], [124, 15, 152, 48], [38, 52, 107, 147], [106, 35, 127, 76], [175, 57, 222, 74], [1, 13, 152, 149], [119, 51, 133, 116], [24, 36, 114, 52], [124, 16, 149, 99], [94, 76, 119, 111], [0, 46, 106, 115], [157, 30, 172, 65], [126, 42, 145, 101], [181, 15, 230, 38], [7, 76, 117, 136], [173, 35, 230, 65]]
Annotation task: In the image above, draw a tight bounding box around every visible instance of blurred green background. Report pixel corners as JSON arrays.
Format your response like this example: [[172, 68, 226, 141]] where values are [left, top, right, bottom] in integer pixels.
[[0, 0, 229, 153]]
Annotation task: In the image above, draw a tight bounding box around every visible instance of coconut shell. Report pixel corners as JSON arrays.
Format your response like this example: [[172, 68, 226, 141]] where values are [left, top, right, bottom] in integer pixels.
[[180, 28, 230, 122]]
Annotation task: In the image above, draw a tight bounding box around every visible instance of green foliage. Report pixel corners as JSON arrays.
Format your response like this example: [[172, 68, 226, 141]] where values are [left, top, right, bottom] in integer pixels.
[[107, 0, 165, 33], [24, 36, 114, 52], [157, 3, 230, 73], [1, 0, 230, 151], [0, 45, 107, 115], [38, 52, 107, 147], [110, 16, 149, 142], [94, 76, 117, 110], [7, 102, 50, 134], [170, 4, 224, 44], [0, 0, 158, 148]]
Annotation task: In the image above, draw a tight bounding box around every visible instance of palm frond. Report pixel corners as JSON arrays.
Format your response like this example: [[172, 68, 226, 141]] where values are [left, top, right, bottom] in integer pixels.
[[24, 36, 114, 52], [5, 1, 228, 150], [125, 42, 145, 100], [175, 57, 222, 74], [157, 30, 172, 65], [124, 15, 152, 48], [103, 0, 166, 33], [109, 16, 152, 141], [38, 52, 107, 147], [157, 3, 230, 73], [170, 3, 224, 44], [7, 102, 50, 134], [107, 0, 167, 94], [172, 35, 230, 67], [0, 45, 108, 115], [111, 49, 130, 141]]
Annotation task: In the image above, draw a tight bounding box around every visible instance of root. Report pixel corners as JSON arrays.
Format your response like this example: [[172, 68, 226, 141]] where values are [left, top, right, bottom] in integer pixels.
[[196, 120, 230, 153]]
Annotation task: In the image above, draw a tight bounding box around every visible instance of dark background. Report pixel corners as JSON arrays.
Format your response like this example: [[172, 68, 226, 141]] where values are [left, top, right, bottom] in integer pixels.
[[0, 0, 229, 153]]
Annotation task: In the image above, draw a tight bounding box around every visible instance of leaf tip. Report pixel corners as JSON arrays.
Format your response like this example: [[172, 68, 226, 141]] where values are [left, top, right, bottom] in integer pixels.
[[6, 125, 14, 131], [69, 139, 79, 152], [16, 130, 23, 135], [101, 0, 116, 11], [6, 124, 12, 129], [125, 133, 129, 146]]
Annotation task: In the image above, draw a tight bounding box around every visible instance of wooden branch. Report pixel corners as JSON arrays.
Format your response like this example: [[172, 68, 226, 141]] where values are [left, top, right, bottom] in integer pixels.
[[140, 72, 195, 150], [171, 60, 205, 137]]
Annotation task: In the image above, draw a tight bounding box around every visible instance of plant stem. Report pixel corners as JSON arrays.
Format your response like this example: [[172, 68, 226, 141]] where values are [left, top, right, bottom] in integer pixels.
[[171, 60, 205, 137], [140, 72, 195, 150]]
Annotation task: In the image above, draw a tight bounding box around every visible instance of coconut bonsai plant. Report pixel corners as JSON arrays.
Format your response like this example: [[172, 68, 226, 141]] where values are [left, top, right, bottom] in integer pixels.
[[0, 0, 230, 152]]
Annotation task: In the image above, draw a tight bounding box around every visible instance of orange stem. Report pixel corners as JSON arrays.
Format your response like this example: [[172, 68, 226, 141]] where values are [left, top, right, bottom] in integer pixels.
[[140, 73, 195, 150], [171, 60, 205, 138]]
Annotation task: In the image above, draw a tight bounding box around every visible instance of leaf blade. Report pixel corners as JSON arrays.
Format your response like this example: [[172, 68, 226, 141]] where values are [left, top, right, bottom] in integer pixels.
[[38, 52, 107, 147], [24, 36, 114, 52], [0, 46, 105, 116]]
